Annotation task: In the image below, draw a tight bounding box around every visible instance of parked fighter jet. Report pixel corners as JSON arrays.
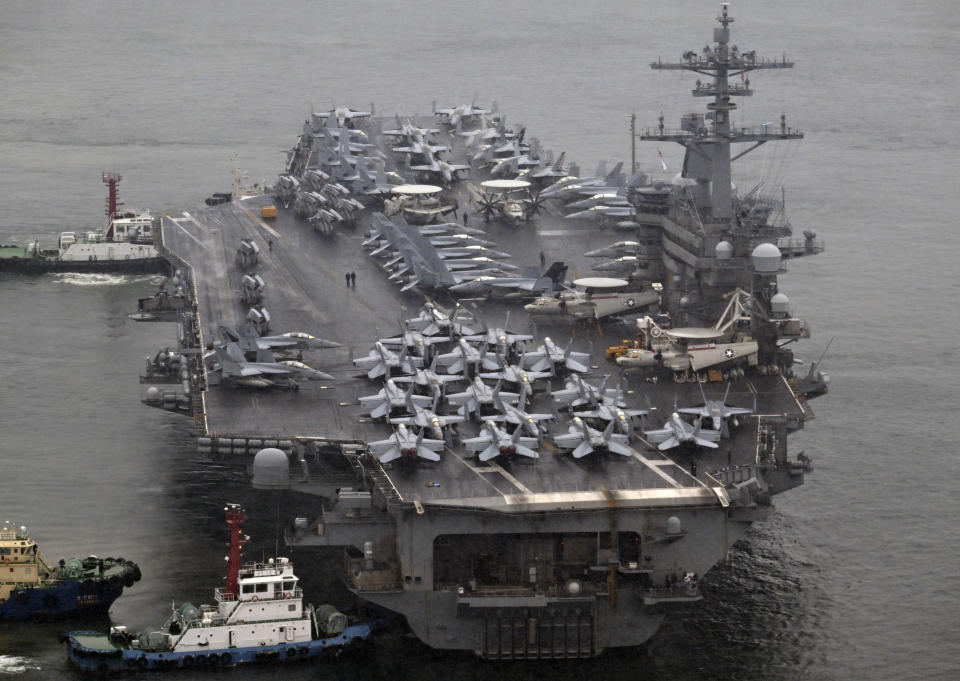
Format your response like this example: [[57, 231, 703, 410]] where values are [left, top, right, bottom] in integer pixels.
[[584, 241, 643, 258], [551, 374, 622, 409], [217, 322, 340, 355], [433, 100, 490, 127], [379, 327, 449, 359], [389, 394, 466, 438], [405, 302, 477, 337], [447, 377, 520, 418], [368, 424, 445, 464], [540, 162, 624, 199], [522, 337, 591, 374], [358, 379, 433, 420], [382, 114, 440, 140], [392, 135, 450, 157], [462, 421, 539, 462], [566, 205, 637, 221], [436, 245, 511, 260], [643, 413, 721, 450], [554, 418, 633, 458], [677, 382, 755, 436], [410, 152, 471, 184], [320, 106, 372, 127], [352, 342, 424, 379], [464, 311, 533, 353], [434, 339, 502, 375], [572, 389, 649, 435], [392, 356, 465, 396], [482, 386, 553, 436], [480, 358, 551, 389], [210, 343, 333, 389]]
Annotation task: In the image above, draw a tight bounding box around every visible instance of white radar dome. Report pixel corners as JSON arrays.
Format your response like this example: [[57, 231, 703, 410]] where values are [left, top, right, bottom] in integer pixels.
[[751, 242, 782, 273], [770, 292, 791, 315], [252, 448, 290, 490], [715, 241, 734, 260]]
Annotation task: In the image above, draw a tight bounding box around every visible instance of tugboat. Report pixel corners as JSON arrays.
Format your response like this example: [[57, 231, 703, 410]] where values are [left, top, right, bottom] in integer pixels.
[[65, 504, 383, 674], [0, 523, 140, 621]]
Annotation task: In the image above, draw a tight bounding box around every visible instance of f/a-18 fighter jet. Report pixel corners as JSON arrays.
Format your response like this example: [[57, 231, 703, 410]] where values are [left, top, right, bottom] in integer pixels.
[[392, 356, 465, 397], [553, 417, 633, 459], [389, 394, 466, 439], [410, 152, 471, 185], [434, 339, 502, 375], [447, 377, 520, 418], [368, 424, 445, 464], [584, 240, 643, 259], [320, 105, 372, 128], [217, 322, 340, 357], [479, 357, 551, 390], [210, 343, 333, 390], [352, 342, 424, 379], [482, 386, 553, 436], [378, 327, 449, 359], [677, 382, 755, 437], [551, 374, 621, 409], [404, 302, 476, 337], [433, 100, 490, 127], [358, 378, 433, 420], [522, 337, 591, 374], [382, 114, 440, 141], [643, 413, 721, 451], [571, 388, 649, 435], [464, 311, 533, 354], [462, 421, 539, 463]]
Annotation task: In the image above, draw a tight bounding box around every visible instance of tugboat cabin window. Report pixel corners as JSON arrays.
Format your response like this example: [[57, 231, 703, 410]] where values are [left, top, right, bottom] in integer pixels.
[[282, 581, 295, 592], [255, 583, 268, 593], [242, 584, 254, 594]]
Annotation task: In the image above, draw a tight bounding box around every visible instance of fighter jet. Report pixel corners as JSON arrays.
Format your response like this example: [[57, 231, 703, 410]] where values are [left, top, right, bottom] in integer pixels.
[[584, 241, 643, 258], [217, 322, 340, 355], [433, 100, 490, 127], [382, 114, 440, 140], [464, 311, 533, 353], [591, 255, 645, 275], [379, 328, 450, 359], [435, 339, 502, 375], [392, 355, 466, 396], [522, 337, 591, 374], [442, 257, 519, 273], [643, 413, 721, 451], [482, 385, 553, 436], [479, 357, 551, 389], [446, 377, 520, 418], [553, 418, 633, 458], [368, 424, 445, 464], [571, 389, 649, 435], [392, 135, 450, 157], [352, 342, 424, 379], [565, 205, 637, 221], [551, 374, 622, 409], [320, 105, 372, 127], [358, 379, 433, 420], [410, 153, 471, 184], [462, 421, 539, 463], [539, 162, 624, 199], [677, 382, 755, 437], [389, 394, 466, 438], [436, 245, 511, 260], [211, 343, 333, 390], [404, 302, 477, 337]]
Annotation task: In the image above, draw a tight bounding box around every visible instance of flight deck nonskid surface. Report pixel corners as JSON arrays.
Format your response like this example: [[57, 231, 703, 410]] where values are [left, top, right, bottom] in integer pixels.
[[160, 120, 807, 507]]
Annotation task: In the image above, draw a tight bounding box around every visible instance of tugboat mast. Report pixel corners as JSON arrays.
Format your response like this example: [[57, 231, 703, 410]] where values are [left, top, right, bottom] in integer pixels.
[[644, 2, 802, 222], [223, 504, 248, 598]]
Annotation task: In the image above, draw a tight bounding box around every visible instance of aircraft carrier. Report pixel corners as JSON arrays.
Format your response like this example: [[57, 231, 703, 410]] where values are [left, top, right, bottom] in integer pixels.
[[142, 4, 828, 659]]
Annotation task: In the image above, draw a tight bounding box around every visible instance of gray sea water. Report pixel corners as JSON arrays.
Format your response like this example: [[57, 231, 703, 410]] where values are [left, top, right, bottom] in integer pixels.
[[2, 1, 959, 679]]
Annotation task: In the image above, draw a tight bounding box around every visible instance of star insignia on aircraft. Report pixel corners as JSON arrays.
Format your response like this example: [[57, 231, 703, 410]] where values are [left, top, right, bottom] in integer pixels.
[[724, 348, 735, 358], [626, 298, 636, 307]]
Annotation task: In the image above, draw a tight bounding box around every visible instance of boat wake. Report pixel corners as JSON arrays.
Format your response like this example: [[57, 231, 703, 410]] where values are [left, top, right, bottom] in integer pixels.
[[53, 272, 158, 287], [0, 656, 40, 675]]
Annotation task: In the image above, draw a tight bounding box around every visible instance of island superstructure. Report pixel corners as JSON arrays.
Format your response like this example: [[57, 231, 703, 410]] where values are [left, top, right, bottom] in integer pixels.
[[141, 4, 828, 659]]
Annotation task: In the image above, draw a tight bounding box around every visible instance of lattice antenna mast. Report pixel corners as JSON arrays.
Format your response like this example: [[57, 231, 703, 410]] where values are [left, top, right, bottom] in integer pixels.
[[224, 503, 249, 598], [642, 3, 802, 221], [102, 172, 123, 239]]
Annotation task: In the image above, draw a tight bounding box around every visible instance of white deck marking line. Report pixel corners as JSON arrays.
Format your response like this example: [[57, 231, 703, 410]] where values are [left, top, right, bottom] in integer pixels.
[[485, 462, 534, 495], [537, 230, 581, 236], [239, 204, 280, 238], [629, 446, 684, 488], [445, 447, 511, 496], [168, 214, 203, 245]]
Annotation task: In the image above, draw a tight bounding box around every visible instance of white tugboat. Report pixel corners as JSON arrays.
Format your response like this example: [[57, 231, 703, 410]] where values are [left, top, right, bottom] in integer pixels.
[[65, 504, 384, 674]]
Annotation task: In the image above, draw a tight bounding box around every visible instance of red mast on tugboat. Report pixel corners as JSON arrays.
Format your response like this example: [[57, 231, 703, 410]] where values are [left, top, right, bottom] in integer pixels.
[[224, 504, 248, 598]]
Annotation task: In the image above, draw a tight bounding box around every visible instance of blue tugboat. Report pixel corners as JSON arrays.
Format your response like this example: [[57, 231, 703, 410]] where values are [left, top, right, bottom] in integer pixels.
[[0, 523, 140, 621], [65, 504, 383, 674]]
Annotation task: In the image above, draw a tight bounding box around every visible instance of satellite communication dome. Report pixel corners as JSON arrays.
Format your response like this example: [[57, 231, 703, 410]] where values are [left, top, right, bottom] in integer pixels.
[[770, 292, 791, 315], [252, 448, 290, 490], [715, 240, 734, 260], [751, 242, 782, 273], [667, 516, 683, 534]]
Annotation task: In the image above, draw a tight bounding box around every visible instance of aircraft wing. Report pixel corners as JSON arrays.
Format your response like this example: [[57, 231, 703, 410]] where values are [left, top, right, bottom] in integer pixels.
[[461, 434, 493, 452], [688, 341, 759, 371], [239, 363, 291, 376], [642, 427, 672, 444]]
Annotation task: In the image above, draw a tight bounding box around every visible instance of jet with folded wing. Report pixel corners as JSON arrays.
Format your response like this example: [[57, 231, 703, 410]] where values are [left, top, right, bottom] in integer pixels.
[[553, 417, 633, 458], [677, 382, 755, 436], [461, 421, 539, 462], [368, 424, 445, 464], [643, 412, 721, 450], [358, 379, 433, 420]]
